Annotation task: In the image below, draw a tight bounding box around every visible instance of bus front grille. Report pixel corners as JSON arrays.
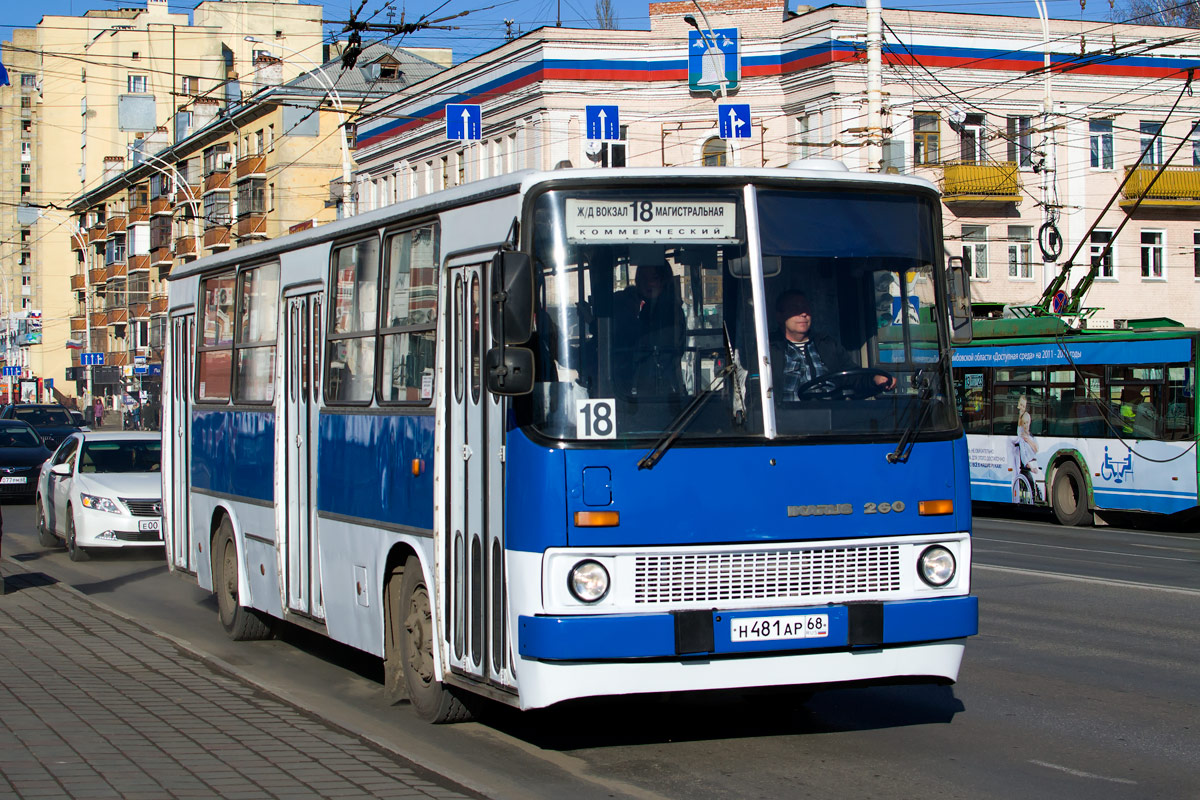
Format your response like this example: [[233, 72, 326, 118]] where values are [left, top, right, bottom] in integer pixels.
[[632, 544, 902, 604]]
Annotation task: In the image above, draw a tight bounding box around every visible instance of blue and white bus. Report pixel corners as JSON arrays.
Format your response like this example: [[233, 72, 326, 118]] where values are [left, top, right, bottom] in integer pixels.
[[953, 317, 1199, 526], [162, 165, 979, 721]]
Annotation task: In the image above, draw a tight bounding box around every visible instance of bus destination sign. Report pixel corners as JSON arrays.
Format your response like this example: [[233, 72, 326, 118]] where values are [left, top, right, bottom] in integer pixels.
[[565, 199, 737, 243]]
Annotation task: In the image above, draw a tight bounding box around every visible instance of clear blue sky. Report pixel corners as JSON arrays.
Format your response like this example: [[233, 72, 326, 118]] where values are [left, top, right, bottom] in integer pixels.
[[1, 0, 1139, 65]]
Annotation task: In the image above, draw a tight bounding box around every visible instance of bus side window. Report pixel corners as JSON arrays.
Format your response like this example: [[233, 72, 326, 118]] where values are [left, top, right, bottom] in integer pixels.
[[1164, 367, 1194, 441]]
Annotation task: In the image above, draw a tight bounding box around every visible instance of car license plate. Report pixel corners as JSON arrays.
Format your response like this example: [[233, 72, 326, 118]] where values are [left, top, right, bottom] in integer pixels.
[[730, 614, 829, 643], [0, 476, 26, 485], [138, 519, 161, 532]]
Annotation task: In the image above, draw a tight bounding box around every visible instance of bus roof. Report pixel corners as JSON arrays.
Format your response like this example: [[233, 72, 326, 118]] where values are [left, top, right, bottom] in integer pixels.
[[969, 315, 1197, 342], [167, 165, 939, 282]]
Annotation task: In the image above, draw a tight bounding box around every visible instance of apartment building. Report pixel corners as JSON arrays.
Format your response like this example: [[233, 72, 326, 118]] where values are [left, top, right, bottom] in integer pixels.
[[352, 0, 1200, 328], [64, 43, 448, 406], [2, 0, 324, 404]]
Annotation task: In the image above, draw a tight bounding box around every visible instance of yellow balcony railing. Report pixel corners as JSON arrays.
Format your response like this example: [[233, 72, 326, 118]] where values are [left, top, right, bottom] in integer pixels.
[[1120, 165, 1200, 208], [940, 161, 1021, 203]]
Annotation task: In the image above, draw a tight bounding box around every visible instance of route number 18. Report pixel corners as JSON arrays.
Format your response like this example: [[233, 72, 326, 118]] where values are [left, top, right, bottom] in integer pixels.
[[576, 399, 617, 440]]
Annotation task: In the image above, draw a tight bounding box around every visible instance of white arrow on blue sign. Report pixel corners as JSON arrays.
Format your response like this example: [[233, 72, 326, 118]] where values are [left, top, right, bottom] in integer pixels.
[[719, 103, 751, 140], [585, 105, 620, 141], [2, 366, 20, 377], [445, 104, 482, 141], [81, 352, 105, 366]]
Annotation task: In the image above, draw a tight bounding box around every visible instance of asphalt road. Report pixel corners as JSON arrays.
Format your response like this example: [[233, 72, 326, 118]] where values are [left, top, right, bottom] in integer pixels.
[[2, 500, 1197, 799]]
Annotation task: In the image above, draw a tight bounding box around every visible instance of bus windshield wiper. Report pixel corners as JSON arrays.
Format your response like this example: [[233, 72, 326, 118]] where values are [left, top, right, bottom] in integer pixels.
[[638, 326, 741, 471], [887, 351, 948, 464]]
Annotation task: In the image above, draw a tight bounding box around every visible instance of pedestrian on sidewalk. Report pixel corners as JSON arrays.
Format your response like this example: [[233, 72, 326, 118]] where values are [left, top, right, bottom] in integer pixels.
[[94, 396, 105, 427]]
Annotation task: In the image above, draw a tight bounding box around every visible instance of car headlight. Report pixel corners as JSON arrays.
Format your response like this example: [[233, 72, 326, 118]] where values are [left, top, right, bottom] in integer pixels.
[[80, 493, 122, 514], [568, 560, 610, 603], [918, 545, 956, 587]]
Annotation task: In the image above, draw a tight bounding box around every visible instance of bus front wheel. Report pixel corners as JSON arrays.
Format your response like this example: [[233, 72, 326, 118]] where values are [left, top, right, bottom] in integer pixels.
[[1051, 462, 1093, 527], [398, 556, 471, 723], [212, 517, 273, 641]]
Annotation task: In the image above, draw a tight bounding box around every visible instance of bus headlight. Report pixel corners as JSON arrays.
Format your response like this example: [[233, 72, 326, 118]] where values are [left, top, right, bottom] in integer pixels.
[[568, 560, 610, 603], [918, 545, 956, 587]]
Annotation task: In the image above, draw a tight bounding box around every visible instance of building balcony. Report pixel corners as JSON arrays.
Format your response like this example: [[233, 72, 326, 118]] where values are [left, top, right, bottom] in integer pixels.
[[129, 205, 150, 224], [107, 308, 129, 326], [130, 302, 151, 320], [151, 246, 172, 267], [150, 196, 173, 216], [90, 311, 108, 328], [1119, 165, 1200, 208], [72, 231, 88, 252], [204, 171, 231, 193], [151, 295, 168, 314], [106, 351, 130, 367], [106, 262, 128, 281], [174, 184, 201, 206], [70, 273, 86, 292], [939, 161, 1022, 203], [128, 254, 151, 275], [236, 214, 268, 239], [235, 153, 266, 181], [104, 214, 127, 237], [88, 226, 106, 244], [204, 226, 232, 251], [88, 267, 107, 285], [175, 236, 197, 258], [70, 315, 87, 334]]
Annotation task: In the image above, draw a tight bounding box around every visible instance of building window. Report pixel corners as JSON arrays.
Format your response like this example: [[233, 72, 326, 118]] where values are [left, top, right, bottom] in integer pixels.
[[1007, 226, 1033, 279], [1090, 230, 1115, 279], [1194, 231, 1200, 279], [598, 125, 628, 168], [1140, 230, 1164, 279], [913, 113, 939, 165], [203, 144, 231, 175], [21, 74, 35, 88], [962, 225, 988, 280], [204, 193, 231, 227], [959, 114, 986, 163], [1007, 116, 1033, 168], [21, 142, 31, 162], [127, 74, 148, 93], [237, 179, 267, 215], [181, 76, 197, 95], [1140, 121, 1163, 165], [1090, 120, 1113, 169], [796, 114, 813, 159], [702, 137, 727, 166]]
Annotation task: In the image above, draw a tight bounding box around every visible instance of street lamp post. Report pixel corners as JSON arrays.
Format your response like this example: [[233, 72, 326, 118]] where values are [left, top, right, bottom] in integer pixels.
[[245, 36, 354, 216]]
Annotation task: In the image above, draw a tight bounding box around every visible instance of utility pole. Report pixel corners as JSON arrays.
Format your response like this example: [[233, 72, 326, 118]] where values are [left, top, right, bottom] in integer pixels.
[[865, 0, 883, 172]]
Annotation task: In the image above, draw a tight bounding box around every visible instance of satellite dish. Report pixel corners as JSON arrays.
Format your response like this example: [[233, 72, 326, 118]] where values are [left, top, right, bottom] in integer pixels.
[[584, 139, 604, 158]]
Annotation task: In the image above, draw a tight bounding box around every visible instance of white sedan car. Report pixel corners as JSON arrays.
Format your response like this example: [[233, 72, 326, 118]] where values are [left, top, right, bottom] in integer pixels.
[[36, 432, 163, 562]]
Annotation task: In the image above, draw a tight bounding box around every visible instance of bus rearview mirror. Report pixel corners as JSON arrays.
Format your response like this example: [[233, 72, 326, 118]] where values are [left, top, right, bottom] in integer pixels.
[[485, 346, 534, 395], [491, 251, 533, 346], [947, 256, 973, 344]]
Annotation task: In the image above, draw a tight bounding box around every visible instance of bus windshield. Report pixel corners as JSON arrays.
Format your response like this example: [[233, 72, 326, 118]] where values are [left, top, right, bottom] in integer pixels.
[[528, 185, 958, 442]]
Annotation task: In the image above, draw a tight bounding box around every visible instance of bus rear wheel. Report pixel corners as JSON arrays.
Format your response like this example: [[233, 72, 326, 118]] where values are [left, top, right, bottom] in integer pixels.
[[212, 517, 273, 641], [398, 556, 471, 723], [1051, 461, 1093, 527]]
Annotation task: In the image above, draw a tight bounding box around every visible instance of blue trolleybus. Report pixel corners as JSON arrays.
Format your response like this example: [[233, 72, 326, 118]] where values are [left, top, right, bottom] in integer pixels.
[[162, 165, 979, 721], [953, 317, 1199, 526]]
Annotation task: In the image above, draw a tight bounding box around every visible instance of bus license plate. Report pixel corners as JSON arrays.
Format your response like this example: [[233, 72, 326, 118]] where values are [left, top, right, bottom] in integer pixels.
[[730, 614, 829, 642], [0, 476, 26, 484], [138, 519, 161, 532]]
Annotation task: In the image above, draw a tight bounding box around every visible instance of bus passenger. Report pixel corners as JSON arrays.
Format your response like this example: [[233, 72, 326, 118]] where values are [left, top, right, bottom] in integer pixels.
[[613, 263, 685, 398], [770, 290, 894, 399]]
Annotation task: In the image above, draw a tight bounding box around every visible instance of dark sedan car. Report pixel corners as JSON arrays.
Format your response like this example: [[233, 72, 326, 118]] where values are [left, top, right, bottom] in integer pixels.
[[0, 404, 82, 452], [0, 419, 53, 502]]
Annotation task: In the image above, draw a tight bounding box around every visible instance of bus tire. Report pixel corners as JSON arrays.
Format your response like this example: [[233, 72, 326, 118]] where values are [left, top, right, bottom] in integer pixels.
[[382, 564, 407, 705], [213, 517, 273, 641], [1051, 461, 1093, 527], [36, 498, 58, 547], [398, 556, 472, 723]]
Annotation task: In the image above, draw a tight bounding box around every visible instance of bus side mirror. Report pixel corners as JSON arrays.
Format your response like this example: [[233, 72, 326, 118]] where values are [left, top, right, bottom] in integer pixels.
[[491, 251, 533, 346], [947, 256, 973, 344], [485, 346, 534, 395]]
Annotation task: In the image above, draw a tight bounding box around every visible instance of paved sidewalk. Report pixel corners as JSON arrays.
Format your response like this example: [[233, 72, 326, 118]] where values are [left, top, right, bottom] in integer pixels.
[[0, 566, 477, 800]]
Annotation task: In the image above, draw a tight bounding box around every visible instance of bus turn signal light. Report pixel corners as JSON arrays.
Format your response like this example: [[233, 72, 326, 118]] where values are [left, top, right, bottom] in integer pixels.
[[918, 499, 954, 516], [574, 511, 620, 527]]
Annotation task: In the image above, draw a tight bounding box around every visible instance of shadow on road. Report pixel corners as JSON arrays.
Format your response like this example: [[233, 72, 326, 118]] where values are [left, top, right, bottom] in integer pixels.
[[73, 562, 170, 595]]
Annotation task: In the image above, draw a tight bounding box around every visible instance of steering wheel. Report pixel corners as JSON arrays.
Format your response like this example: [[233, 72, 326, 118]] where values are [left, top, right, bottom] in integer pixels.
[[791, 368, 894, 400]]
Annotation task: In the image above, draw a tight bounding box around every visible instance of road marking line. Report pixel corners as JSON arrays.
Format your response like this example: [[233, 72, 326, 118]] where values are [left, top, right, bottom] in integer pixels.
[[975, 536, 1195, 563], [975, 564, 1200, 596], [1029, 760, 1137, 784]]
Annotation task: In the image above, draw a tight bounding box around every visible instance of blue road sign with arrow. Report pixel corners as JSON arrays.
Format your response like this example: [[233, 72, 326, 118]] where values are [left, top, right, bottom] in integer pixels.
[[585, 105, 620, 141], [80, 352, 105, 366], [445, 104, 482, 141], [719, 104, 751, 139]]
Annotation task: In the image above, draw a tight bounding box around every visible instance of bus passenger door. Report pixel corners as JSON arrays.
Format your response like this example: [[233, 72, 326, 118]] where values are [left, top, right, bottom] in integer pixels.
[[282, 289, 324, 621], [167, 313, 194, 573], [445, 261, 511, 688]]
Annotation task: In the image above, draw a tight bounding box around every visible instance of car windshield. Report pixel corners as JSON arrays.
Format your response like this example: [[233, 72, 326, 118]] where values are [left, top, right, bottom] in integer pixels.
[[14, 407, 71, 426], [0, 428, 41, 448], [526, 185, 957, 442], [79, 441, 161, 474]]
